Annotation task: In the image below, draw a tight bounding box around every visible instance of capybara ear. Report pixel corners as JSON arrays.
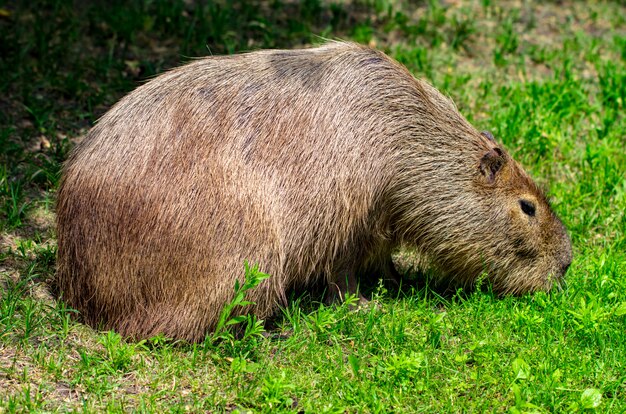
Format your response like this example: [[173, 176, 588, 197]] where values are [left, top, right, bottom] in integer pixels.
[[479, 147, 505, 184], [481, 131, 495, 142]]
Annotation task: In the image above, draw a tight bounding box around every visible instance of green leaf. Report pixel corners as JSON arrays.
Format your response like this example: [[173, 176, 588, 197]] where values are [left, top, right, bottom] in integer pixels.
[[238, 300, 255, 307], [348, 354, 360, 377], [226, 315, 247, 326], [512, 358, 530, 381], [614, 302, 626, 316], [581, 388, 602, 409]]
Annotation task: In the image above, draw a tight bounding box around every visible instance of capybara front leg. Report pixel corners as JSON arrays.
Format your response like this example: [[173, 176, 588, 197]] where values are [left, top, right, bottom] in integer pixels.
[[326, 273, 369, 306]]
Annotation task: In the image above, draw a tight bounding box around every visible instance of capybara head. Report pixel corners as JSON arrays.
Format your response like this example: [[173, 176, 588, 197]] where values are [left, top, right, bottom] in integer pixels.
[[394, 131, 572, 294], [55, 41, 572, 341], [390, 82, 571, 294], [474, 142, 572, 293]]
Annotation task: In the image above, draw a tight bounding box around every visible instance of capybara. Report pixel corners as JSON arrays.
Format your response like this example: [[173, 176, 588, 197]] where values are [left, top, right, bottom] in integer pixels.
[[55, 42, 572, 341]]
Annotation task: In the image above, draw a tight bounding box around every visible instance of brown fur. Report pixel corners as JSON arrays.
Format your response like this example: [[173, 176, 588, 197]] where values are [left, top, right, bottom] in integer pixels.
[[55, 42, 572, 341]]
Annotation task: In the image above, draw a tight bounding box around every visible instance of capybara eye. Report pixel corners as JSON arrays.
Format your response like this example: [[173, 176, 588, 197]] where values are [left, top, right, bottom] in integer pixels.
[[520, 200, 536, 217]]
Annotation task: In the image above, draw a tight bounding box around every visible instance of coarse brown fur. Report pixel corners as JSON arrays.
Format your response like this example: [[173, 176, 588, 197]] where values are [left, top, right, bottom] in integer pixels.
[[55, 42, 572, 342]]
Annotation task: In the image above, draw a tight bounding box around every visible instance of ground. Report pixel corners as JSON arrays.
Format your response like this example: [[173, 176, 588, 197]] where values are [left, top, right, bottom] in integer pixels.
[[0, 0, 625, 412]]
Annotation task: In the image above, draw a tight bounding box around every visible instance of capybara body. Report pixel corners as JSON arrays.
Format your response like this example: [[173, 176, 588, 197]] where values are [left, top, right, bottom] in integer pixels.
[[56, 42, 572, 341]]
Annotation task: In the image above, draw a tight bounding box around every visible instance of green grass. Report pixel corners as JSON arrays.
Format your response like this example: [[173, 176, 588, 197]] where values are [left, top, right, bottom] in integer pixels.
[[1, 0, 625, 412]]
